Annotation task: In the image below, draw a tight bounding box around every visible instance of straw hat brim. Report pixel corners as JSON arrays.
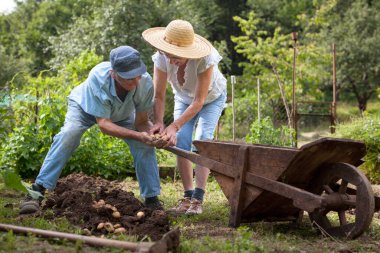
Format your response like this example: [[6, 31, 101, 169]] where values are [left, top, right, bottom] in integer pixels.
[[142, 27, 212, 59]]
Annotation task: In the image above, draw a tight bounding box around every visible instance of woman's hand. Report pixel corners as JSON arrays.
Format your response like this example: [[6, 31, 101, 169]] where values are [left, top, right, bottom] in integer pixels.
[[162, 124, 178, 147]]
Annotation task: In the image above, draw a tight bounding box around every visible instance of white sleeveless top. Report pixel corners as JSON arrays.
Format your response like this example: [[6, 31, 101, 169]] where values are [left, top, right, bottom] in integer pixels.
[[152, 47, 227, 105]]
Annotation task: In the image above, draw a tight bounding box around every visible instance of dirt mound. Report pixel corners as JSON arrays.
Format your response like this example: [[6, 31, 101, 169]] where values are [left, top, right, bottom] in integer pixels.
[[41, 173, 169, 241]]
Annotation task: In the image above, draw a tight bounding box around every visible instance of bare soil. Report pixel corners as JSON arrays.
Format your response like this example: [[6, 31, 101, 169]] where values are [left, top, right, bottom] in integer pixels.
[[39, 173, 169, 241]]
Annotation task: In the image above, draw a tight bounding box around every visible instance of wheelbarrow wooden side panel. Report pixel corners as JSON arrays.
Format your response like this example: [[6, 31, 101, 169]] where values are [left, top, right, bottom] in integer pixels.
[[193, 140, 298, 211], [241, 138, 366, 221]]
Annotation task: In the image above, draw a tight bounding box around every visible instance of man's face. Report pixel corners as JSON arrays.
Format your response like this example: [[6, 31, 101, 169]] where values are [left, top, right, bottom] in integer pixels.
[[111, 71, 141, 91]]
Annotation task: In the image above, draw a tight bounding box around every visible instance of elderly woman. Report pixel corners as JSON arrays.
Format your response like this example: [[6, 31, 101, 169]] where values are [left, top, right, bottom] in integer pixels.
[[142, 20, 227, 215]]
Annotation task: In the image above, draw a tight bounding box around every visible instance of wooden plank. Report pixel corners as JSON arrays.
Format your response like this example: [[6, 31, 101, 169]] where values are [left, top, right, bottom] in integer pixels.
[[229, 146, 249, 227], [192, 140, 298, 211]]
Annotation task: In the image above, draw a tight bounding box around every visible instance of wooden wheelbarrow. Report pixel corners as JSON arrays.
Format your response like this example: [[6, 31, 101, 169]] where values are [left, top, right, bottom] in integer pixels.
[[167, 137, 380, 239]]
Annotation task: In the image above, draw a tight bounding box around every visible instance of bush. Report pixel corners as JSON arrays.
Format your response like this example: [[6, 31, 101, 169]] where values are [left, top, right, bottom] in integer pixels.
[[245, 117, 295, 147], [0, 125, 48, 179], [333, 113, 380, 183], [0, 121, 138, 180], [0, 50, 141, 180]]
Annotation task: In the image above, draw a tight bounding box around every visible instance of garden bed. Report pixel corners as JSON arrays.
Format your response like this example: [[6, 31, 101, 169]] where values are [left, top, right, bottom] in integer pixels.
[[34, 173, 170, 241]]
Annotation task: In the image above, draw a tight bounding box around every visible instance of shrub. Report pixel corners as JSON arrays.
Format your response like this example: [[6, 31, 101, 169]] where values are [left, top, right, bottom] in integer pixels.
[[333, 113, 380, 183], [245, 117, 295, 147], [0, 50, 137, 180]]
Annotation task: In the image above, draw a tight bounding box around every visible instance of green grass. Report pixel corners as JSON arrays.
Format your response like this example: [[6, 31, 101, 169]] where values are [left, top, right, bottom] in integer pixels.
[[1, 177, 380, 253], [337, 100, 380, 123]]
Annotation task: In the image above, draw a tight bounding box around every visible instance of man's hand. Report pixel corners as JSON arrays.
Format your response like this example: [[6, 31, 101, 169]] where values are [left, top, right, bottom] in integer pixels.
[[139, 132, 169, 148], [139, 132, 155, 146], [149, 122, 165, 135]]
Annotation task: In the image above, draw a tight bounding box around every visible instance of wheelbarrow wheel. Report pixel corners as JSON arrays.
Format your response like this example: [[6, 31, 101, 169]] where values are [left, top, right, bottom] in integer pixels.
[[308, 162, 374, 239]]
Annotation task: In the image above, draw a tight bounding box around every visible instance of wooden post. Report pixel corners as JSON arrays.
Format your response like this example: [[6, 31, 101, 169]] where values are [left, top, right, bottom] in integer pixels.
[[34, 89, 39, 126], [331, 44, 337, 134], [291, 32, 298, 147], [231, 75, 236, 142], [257, 78, 261, 121]]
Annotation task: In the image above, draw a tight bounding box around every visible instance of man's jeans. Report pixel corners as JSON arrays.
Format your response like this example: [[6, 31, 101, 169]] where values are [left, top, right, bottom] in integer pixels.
[[36, 99, 160, 198]]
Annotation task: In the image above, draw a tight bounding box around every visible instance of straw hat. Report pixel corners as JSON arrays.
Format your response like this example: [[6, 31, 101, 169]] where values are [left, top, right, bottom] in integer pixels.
[[142, 20, 212, 59]]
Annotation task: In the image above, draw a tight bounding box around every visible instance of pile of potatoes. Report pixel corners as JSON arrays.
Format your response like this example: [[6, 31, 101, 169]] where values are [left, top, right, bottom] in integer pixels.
[[82, 199, 145, 236], [150, 133, 169, 147]]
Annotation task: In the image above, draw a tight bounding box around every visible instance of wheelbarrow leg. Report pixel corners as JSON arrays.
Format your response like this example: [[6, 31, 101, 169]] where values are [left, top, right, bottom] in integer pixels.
[[229, 146, 249, 227]]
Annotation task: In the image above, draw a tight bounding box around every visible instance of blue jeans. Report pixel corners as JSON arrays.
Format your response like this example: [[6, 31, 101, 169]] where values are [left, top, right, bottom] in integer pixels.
[[36, 99, 160, 198], [174, 91, 227, 151]]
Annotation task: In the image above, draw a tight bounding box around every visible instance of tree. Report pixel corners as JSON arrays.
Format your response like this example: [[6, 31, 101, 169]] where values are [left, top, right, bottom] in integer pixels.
[[48, 0, 225, 71], [0, 0, 99, 87], [245, 0, 317, 35], [232, 11, 329, 128], [316, 0, 380, 112]]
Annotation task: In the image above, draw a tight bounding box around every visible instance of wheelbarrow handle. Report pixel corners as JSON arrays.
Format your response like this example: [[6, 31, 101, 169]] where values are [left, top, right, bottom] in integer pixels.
[[165, 146, 224, 172]]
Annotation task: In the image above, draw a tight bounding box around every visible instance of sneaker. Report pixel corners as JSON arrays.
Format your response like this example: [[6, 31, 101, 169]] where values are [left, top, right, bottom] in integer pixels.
[[19, 195, 41, 214], [19, 183, 45, 215], [185, 198, 203, 215], [167, 197, 191, 215]]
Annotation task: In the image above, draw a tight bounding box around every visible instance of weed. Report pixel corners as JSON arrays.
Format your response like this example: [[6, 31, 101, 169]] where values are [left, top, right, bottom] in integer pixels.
[[3, 230, 16, 251]]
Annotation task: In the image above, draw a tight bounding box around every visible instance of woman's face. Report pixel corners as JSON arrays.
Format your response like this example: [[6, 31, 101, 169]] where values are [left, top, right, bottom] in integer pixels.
[[160, 51, 188, 66]]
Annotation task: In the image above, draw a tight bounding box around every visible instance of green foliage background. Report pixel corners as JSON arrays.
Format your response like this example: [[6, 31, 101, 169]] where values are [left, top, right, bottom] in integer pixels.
[[0, 0, 379, 182], [0, 50, 137, 179], [334, 113, 380, 183]]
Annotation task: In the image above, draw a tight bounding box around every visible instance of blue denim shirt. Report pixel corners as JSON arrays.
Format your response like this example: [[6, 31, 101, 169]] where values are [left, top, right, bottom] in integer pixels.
[[68, 62, 154, 122]]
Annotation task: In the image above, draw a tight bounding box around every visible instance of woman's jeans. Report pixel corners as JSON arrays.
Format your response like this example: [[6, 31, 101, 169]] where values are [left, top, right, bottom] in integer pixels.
[[174, 91, 227, 151], [36, 99, 160, 198]]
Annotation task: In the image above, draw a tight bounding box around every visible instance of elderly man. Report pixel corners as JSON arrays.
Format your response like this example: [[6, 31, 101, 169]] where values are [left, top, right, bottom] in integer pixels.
[[20, 46, 163, 214]]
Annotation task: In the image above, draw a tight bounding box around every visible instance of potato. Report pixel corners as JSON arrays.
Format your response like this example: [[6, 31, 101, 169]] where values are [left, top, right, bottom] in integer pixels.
[[82, 228, 92, 236], [112, 211, 121, 219], [114, 227, 126, 234], [113, 224, 122, 229], [92, 199, 106, 209], [136, 211, 145, 219], [149, 133, 168, 147], [104, 222, 114, 233], [97, 222, 105, 230]]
